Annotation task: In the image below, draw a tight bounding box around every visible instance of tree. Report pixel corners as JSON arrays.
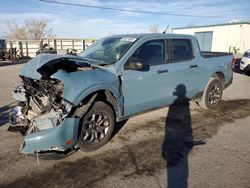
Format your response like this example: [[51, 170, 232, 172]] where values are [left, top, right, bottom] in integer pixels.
[[149, 24, 160, 33], [4, 18, 54, 40]]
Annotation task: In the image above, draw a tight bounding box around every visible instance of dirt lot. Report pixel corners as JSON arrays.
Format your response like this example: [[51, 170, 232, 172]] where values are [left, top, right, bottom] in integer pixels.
[[0, 63, 250, 188]]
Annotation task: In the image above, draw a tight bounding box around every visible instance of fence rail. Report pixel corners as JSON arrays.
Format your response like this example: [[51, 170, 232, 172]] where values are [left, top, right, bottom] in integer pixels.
[[3, 38, 95, 58]]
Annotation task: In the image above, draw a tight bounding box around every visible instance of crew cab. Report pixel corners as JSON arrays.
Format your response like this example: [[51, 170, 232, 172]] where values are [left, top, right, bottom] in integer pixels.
[[9, 33, 233, 154]]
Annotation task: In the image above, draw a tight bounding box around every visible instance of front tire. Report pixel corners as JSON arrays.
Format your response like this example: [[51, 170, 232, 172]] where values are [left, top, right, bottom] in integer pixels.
[[199, 77, 223, 109], [78, 101, 115, 152]]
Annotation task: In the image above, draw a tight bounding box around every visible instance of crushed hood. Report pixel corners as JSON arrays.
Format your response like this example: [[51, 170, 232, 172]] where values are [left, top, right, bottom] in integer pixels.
[[20, 54, 102, 80]]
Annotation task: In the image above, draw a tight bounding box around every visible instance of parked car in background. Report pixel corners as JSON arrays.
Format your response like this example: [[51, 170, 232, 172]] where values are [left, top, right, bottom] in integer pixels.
[[231, 57, 241, 73], [240, 50, 250, 73], [9, 33, 233, 155]]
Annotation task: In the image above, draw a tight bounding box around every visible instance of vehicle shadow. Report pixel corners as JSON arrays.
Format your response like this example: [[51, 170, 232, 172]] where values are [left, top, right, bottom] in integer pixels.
[[111, 119, 128, 139], [162, 84, 205, 188], [0, 102, 16, 127]]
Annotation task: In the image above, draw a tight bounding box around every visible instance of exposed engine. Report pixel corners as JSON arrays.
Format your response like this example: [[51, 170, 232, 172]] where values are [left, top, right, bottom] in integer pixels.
[[9, 77, 72, 134]]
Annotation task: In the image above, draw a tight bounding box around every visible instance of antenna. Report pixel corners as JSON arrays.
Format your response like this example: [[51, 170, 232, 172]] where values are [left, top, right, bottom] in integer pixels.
[[163, 25, 169, 33]]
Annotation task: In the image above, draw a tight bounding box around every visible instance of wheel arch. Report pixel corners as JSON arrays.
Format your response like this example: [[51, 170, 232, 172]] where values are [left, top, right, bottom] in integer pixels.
[[205, 66, 226, 90], [212, 71, 225, 88], [198, 76, 223, 109], [73, 87, 122, 122]]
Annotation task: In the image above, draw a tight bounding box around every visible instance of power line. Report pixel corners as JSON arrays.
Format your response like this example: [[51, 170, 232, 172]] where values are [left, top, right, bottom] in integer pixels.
[[39, 0, 248, 19]]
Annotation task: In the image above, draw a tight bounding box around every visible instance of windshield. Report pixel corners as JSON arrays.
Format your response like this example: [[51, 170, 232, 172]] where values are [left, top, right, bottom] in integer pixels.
[[79, 37, 137, 64]]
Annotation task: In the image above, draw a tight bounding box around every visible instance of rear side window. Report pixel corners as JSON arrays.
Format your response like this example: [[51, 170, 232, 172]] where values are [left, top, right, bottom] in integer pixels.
[[172, 39, 193, 62]]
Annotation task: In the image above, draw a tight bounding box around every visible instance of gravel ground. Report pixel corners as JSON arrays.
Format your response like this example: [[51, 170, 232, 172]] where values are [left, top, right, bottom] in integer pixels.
[[0, 63, 250, 188]]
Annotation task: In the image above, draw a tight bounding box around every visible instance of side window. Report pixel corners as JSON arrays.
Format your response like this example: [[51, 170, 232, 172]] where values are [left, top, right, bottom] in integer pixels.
[[172, 39, 193, 62], [131, 40, 165, 66]]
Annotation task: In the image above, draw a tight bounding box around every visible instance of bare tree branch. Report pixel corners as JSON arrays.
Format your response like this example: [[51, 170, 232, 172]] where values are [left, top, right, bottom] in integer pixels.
[[4, 18, 54, 40], [149, 24, 160, 33]]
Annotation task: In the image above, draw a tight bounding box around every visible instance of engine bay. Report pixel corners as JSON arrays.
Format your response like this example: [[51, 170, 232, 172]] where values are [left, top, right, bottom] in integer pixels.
[[9, 76, 72, 135]]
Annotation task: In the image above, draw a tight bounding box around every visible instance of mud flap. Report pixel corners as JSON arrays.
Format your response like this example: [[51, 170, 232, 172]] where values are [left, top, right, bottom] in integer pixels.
[[20, 118, 79, 154]]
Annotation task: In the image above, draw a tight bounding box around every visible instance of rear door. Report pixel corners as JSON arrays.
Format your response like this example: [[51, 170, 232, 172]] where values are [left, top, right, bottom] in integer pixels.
[[166, 38, 204, 103]]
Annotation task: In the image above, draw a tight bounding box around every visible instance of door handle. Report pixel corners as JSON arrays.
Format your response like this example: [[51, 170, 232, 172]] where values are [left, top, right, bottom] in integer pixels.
[[190, 64, 198, 68], [157, 69, 168, 74]]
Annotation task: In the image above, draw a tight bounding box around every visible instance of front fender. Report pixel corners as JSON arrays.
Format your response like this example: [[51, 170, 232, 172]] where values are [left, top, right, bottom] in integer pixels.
[[74, 84, 120, 105], [51, 68, 121, 105], [51, 68, 123, 119]]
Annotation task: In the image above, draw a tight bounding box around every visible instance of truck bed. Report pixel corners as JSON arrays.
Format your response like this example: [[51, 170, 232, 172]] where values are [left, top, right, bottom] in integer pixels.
[[201, 51, 232, 58]]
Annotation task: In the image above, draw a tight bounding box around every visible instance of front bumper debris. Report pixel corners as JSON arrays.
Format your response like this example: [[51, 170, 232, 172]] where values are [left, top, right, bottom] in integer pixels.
[[8, 105, 29, 134], [20, 118, 79, 154]]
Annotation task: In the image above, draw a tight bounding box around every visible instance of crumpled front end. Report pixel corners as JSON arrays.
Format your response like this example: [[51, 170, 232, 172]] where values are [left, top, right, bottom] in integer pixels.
[[9, 76, 79, 154], [9, 54, 120, 154]]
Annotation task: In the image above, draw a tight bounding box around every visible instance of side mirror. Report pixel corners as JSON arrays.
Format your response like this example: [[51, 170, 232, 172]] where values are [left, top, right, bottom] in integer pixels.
[[125, 58, 149, 71]]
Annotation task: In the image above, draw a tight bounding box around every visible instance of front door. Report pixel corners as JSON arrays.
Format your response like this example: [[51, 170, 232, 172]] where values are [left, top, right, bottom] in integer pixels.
[[122, 40, 173, 116]]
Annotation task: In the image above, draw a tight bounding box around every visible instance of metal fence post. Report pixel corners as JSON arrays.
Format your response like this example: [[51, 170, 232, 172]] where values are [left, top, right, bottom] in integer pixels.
[[60, 39, 63, 50], [53, 39, 57, 51], [19, 41, 23, 57], [25, 42, 29, 57], [83, 40, 85, 51]]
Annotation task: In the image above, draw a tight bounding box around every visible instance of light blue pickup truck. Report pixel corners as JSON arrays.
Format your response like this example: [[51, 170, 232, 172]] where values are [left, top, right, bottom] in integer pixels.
[[10, 33, 233, 154]]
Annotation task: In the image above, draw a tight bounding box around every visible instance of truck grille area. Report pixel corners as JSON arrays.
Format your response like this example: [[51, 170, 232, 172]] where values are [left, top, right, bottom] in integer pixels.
[[9, 77, 72, 134]]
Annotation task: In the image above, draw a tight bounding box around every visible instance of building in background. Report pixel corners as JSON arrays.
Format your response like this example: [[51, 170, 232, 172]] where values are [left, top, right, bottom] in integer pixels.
[[172, 22, 250, 53]]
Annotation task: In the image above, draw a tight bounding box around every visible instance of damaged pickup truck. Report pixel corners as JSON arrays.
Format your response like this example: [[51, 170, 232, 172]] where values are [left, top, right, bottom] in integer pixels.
[[9, 33, 233, 154]]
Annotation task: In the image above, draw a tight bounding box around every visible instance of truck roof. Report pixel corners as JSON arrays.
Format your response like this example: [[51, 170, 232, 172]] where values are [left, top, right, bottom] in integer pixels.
[[111, 33, 194, 39]]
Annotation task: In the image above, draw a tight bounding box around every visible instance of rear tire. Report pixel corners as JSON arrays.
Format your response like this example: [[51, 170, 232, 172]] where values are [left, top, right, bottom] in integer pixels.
[[199, 77, 223, 109], [78, 101, 115, 152]]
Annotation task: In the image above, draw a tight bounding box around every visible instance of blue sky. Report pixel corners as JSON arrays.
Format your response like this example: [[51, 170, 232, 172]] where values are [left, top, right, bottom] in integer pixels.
[[0, 0, 250, 39]]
